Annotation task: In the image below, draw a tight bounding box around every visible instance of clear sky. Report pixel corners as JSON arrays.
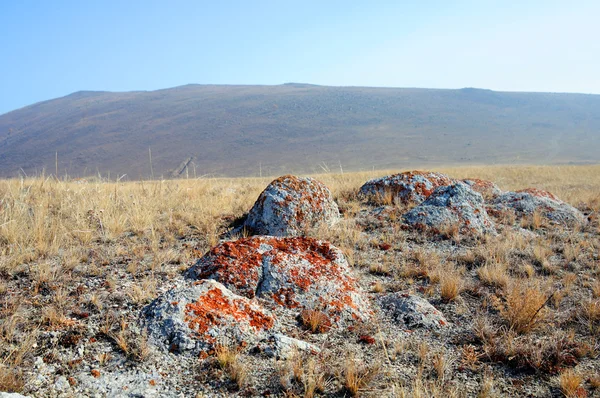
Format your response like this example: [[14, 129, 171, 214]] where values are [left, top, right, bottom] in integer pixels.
[[1, 0, 599, 114]]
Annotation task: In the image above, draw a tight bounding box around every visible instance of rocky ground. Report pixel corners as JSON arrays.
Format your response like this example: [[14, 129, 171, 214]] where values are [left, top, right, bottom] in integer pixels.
[[1, 170, 599, 397]]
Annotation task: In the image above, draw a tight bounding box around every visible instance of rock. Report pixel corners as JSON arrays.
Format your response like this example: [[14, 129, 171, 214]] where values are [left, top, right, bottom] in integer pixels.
[[359, 171, 453, 205], [402, 182, 496, 235], [143, 280, 275, 353], [491, 188, 585, 226], [461, 178, 502, 200], [187, 236, 371, 323], [243, 175, 339, 236], [378, 293, 449, 330], [72, 369, 162, 398], [0, 394, 29, 398], [54, 375, 71, 393], [258, 334, 320, 359]]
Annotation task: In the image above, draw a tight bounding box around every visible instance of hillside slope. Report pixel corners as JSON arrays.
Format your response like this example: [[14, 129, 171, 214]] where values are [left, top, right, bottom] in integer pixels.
[[0, 84, 599, 178]]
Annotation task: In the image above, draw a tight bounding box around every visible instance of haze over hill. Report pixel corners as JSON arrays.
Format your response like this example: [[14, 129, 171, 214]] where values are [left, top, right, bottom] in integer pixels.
[[0, 84, 599, 179]]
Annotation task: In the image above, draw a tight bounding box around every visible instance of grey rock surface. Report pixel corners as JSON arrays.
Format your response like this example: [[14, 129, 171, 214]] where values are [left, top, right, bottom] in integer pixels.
[[378, 293, 449, 330], [243, 175, 339, 236], [403, 182, 496, 235], [187, 236, 372, 323], [492, 189, 585, 225], [143, 279, 275, 354], [359, 170, 453, 204], [461, 178, 503, 200], [259, 333, 321, 359]]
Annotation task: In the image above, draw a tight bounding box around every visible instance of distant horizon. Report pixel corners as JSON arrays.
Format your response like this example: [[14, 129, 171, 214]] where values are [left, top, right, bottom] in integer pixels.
[[3, 83, 600, 116]]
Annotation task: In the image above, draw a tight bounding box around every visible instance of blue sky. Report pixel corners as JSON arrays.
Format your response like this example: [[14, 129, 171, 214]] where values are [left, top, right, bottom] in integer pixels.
[[1, 0, 599, 114]]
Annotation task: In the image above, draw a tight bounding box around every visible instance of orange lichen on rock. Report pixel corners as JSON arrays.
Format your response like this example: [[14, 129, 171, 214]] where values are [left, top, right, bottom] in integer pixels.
[[191, 239, 265, 298], [143, 280, 275, 354], [184, 286, 274, 341], [243, 175, 340, 236], [516, 188, 560, 202], [188, 236, 371, 323], [462, 178, 502, 200], [359, 170, 453, 205]]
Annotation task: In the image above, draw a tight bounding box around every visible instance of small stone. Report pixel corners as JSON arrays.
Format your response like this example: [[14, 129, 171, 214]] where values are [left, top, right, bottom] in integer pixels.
[[54, 376, 70, 392], [260, 334, 320, 359], [378, 293, 449, 330]]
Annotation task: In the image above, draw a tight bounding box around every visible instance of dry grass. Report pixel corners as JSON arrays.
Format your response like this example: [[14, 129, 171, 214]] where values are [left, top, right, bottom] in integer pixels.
[[477, 261, 509, 288], [440, 267, 464, 302], [559, 369, 583, 397], [215, 345, 248, 389], [496, 279, 551, 334], [339, 354, 380, 397], [299, 309, 331, 334]]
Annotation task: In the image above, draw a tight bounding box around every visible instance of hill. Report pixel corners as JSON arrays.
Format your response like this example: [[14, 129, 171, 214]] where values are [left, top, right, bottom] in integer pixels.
[[0, 84, 599, 178]]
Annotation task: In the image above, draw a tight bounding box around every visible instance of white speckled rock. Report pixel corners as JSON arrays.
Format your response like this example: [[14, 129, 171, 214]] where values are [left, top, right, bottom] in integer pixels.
[[72, 368, 163, 398], [491, 188, 586, 226], [259, 333, 321, 359], [403, 182, 496, 235], [359, 170, 453, 205], [243, 175, 339, 236], [143, 279, 275, 354], [186, 236, 371, 323], [0, 393, 29, 398], [378, 293, 449, 330]]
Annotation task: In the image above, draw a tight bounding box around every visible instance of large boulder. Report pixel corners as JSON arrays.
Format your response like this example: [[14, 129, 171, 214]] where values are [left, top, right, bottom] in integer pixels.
[[461, 178, 502, 201], [243, 175, 339, 236], [378, 293, 449, 330], [143, 280, 275, 353], [491, 188, 585, 225], [187, 236, 371, 323], [359, 171, 453, 205], [402, 182, 496, 235]]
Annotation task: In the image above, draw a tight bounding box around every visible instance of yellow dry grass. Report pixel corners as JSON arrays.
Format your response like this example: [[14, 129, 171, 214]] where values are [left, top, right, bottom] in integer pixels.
[[1, 164, 598, 275]]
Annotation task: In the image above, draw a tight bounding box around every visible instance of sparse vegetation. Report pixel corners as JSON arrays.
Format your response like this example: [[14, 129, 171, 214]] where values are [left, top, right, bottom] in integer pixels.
[[0, 165, 599, 396]]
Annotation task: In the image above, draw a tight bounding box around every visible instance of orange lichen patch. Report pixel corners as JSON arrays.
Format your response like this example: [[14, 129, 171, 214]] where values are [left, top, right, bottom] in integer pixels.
[[271, 288, 300, 308], [264, 238, 364, 318], [517, 188, 560, 202], [360, 170, 452, 204], [191, 236, 370, 322], [184, 286, 274, 343], [359, 335, 376, 345], [462, 178, 501, 199], [91, 369, 101, 378], [404, 170, 453, 198], [194, 240, 265, 298]]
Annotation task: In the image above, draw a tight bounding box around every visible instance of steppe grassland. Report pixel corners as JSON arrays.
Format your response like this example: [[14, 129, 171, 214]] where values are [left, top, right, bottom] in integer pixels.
[[0, 164, 599, 394]]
